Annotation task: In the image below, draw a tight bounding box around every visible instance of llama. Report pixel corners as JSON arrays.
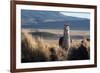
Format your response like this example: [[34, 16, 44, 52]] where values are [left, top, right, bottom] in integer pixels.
[[59, 24, 70, 51]]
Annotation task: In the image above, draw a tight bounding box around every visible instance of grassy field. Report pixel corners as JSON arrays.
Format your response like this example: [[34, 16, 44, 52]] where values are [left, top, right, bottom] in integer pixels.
[[21, 28, 90, 63]]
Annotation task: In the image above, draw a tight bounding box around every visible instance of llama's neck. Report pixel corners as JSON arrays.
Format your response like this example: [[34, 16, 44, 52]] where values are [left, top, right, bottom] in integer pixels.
[[63, 25, 70, 50]]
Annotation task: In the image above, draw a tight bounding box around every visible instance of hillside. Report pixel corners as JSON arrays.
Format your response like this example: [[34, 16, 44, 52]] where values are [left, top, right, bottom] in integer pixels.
[[21, 10, 90, 30]]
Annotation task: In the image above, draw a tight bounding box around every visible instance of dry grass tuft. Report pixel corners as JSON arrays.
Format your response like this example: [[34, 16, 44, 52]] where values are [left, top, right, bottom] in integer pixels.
[[21, 31, 50, 62]]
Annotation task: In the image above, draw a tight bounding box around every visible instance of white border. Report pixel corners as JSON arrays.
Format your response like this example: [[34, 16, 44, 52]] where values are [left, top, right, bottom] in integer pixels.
[[16, 5, 95, 69]]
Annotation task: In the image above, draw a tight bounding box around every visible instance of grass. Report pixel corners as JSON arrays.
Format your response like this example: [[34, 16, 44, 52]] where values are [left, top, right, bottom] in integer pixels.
[[21, 31, 90, 63]]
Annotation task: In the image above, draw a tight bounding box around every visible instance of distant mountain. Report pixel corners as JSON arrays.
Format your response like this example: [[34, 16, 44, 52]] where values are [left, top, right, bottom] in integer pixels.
[[21, 10, 90, 30]]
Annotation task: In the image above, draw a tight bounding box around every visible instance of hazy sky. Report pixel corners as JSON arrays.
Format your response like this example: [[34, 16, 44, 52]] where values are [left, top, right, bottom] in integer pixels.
[[60, 12, 90, 19]]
